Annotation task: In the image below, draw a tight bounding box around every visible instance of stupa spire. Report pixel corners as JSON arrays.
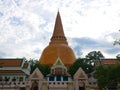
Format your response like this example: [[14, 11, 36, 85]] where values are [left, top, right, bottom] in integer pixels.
[[49, 11, 68, 45]]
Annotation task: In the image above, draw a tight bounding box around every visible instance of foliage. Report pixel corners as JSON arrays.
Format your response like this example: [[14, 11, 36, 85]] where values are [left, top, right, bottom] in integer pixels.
[[95, 64, 120, 89], [85, 51, 104, 66], [68, 58, 94, 77], [116, 54, 120, 60], [114, 40, 120, 45], [30, 59, 50, 77], [114, 30, 120, 45]]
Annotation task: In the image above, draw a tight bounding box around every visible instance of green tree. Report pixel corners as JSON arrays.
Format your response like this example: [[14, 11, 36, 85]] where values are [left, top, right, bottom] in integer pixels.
[[116, 54, 120, 60], [114, 40, 120, 45], [85, 51, 104, 66], [68, 58, 94, 77], [30, 60, 50, 77], [95, 64, 120, 89], [95, 65, 109, 89]]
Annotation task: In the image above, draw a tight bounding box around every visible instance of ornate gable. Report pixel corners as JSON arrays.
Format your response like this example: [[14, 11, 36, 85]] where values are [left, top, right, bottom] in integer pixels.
[[50, 57, 69, 76], [53, 57, 64, 67], [74, 68, 88, 80], [29, 68, 44, 80]]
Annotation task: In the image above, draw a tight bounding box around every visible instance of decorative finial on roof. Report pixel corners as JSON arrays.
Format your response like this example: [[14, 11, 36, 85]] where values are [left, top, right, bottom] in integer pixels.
[[57, 52, 60, 58]]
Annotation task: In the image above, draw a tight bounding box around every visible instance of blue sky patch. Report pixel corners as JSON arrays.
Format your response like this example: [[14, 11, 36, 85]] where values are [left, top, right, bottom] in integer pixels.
[[9, 16, 23, 26], [0, 52, 6, 58], [73, 45, 83, 57], [72, 37, 98, 46], [106, 47, 120, 54], [33, 49, 41, 54], [0, 12, 3, 17]]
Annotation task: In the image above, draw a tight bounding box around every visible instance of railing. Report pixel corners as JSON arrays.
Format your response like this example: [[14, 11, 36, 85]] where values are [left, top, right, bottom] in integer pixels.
[[0, 81, 30, 89]]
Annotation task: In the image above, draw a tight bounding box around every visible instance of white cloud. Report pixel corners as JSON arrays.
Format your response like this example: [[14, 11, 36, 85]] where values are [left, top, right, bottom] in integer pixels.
[[0, 0, 120, 59]]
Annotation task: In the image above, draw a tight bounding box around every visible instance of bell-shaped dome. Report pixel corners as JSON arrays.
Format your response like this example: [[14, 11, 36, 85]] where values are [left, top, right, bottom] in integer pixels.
[[39, 11, 76, 68]]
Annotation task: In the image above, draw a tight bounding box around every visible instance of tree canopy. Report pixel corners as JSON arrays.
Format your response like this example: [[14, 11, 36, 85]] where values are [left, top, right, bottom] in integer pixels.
[[30, 59, 50, 77], [116, 54, 120, 60], [85, 51, 104, 66], [68, 58, 94, 77], [95, 64, 120, 89]]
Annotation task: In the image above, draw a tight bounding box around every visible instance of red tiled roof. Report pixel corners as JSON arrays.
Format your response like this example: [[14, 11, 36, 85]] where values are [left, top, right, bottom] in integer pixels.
[[0, 70, 24, 73], [103, 60, 117, 64], [96, 59, 118, 65], [0, 58, 23, 67]]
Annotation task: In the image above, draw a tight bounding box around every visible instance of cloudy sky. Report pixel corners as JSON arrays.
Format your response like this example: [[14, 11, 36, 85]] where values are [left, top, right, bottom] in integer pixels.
[[0, 0, 120, 59]]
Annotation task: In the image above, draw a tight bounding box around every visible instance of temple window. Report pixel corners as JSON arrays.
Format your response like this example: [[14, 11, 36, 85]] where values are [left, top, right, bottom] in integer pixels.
[[63, 76, 68, 81], [0, 77, 2, 81], [49, 76, 54, 81], [5, 77, 9, 82], [12, 77, 16, 81], [56, 75, 61, 81], [19, 77, 23, 81], [89, 82, 91, 85], [25, 76, 28, 81]]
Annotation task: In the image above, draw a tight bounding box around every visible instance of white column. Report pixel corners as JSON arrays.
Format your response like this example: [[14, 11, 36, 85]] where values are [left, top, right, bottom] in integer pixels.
[[54, 76, 56, 81], [61, 76, 63, 81]]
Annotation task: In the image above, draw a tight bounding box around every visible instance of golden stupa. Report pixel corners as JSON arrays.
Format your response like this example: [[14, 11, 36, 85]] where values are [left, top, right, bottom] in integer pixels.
[[39, 11, 76, 68]]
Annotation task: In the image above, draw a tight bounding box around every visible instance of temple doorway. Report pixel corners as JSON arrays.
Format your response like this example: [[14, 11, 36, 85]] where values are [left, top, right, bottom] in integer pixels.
[[33, 85, 38, 90], [31, 81, 38, 90], [79, 86, 85, 90]]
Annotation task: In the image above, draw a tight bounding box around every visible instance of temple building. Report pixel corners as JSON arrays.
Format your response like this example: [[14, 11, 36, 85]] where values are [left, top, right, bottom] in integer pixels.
[[31, 11, 98, 90], [39, 11, 76, 68], [0, 11, 99, 90], [0, 58, 31, 90], [46, 57, 71, 82], [29, 58, 91, 90]]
